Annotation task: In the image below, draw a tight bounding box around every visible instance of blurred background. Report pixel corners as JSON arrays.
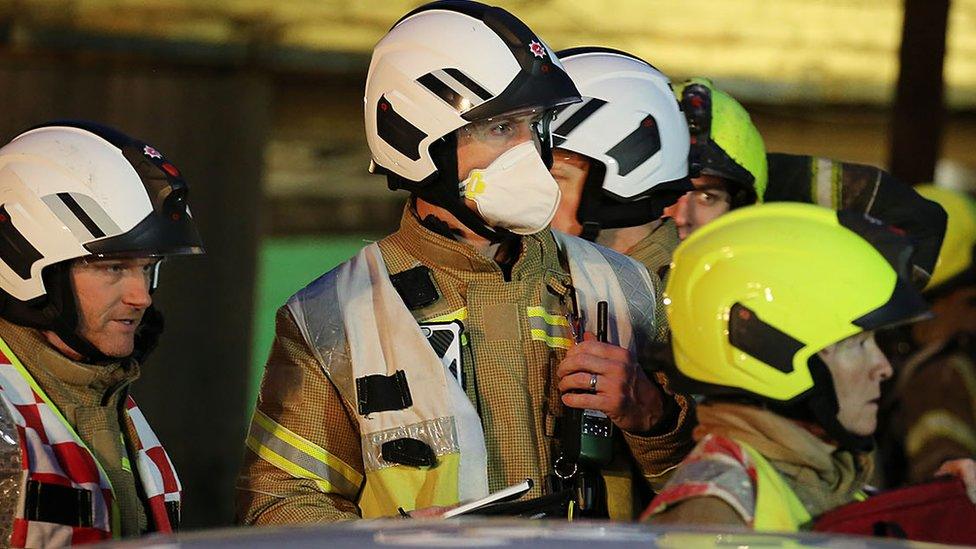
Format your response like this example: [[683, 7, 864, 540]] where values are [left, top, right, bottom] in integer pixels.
[[0, 0, 973, 530]]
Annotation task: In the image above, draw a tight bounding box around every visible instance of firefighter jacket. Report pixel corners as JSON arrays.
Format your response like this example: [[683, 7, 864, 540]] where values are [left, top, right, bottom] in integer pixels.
[[237, 206, 695, 523]]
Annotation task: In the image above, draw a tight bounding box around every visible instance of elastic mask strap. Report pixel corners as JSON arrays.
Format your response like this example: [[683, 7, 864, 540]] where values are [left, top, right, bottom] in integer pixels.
[[427, 135, 513, 244], [575, 162, 609, 242]]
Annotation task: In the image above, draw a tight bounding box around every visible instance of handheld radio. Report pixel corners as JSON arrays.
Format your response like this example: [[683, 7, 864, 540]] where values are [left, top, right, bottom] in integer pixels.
[[556, 299, 614, 479]]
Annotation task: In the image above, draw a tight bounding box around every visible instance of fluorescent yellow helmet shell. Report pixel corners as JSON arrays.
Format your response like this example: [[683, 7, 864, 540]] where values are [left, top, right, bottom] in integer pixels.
[[676, 78, 768, 203], [915, 184, 976, 290], [665, 202, 926, 402]]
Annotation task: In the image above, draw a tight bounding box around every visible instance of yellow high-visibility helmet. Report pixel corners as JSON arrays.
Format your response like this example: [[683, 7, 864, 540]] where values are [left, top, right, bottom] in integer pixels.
[[675, 78, 768, 207], [915, 184, 976, 291], [665, 202, 929, 404]]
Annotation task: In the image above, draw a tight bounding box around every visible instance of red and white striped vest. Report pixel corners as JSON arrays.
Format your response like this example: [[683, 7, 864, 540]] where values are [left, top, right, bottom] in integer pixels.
[[0, 337, 181, 547]]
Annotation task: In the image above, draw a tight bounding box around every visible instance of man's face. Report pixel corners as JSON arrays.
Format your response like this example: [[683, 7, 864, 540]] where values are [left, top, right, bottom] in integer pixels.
[[818, 330, 893, 436], [457, 109, 547, 208], [71, 257, 158, 358], [662, 174, 732, 240], [549, 148, 590, 236]]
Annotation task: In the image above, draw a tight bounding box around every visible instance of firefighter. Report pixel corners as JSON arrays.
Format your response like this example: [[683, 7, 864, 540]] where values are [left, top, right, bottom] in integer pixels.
[[236, 1, 694, 523], [0, 121, 203, 545], [548, 47, 693, 279], [644, 203, 934, 530], [884, 185, 976, 486]]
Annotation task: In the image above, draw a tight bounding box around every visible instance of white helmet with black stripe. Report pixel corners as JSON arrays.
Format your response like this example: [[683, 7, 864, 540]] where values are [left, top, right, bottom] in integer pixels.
[[365, 0, 581, 241], [0, 120, 204, 359], [553, 47, 692, 239]]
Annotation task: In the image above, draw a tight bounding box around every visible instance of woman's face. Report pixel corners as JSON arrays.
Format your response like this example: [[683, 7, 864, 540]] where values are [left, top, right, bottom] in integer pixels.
[[818, 330, 893, 436]]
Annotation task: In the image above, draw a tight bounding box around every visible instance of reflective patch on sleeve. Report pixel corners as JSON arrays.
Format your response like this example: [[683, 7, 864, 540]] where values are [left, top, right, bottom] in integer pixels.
[[906, 409, 976, 458], [245, 409, 363, 498], [527, 306, 573, 349]]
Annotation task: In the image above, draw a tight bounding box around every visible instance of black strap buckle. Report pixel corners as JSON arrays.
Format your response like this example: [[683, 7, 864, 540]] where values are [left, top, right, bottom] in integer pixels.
[[381, 438, 437, 467], [24, 479, 93, 528], [356, 370, 413, 415]]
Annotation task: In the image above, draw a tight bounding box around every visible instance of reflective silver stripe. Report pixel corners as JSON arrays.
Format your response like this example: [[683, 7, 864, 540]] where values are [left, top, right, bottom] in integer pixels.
[[43, 194, 95, 242], [362, 416, 459, 473], [432, 69, 488, 110], [590, 244, 656, 344], [287, 269, 357, 406], [814, 157, 836, 208], [71, 193, 122, 236], [527, 308, 573, 349], [247, 415, 361, 498]]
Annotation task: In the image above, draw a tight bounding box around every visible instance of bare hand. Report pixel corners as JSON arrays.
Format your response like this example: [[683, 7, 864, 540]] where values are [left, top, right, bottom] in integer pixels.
[[556, 332, 664, 433], [935, 458, 976, 504], [406, 505, 454, 519]]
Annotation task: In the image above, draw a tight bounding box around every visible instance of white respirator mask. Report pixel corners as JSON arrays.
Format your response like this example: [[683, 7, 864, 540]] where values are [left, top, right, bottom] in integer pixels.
[[459, 141, 562, 236]]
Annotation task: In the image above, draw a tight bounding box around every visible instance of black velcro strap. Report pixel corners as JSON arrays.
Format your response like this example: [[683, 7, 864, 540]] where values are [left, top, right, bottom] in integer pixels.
[[24, 480, 93, 528], [728, 302, 803, 374], [390, 265, 439, 310], [381, 437, 437, 467], [165, 501, 181, 530], [356, 370, 413, 415]]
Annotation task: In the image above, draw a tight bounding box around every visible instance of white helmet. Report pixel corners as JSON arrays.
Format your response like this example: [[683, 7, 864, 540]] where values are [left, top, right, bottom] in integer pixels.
[[554, 47, 691, 238], [0, 121, 204, 358], [365, 0, 581, 240]]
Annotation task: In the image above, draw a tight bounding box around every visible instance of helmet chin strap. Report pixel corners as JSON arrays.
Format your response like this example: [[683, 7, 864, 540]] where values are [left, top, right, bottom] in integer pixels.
[[396, 134, 515, 244], [804, 356, 875, 452], [41, 263, 115, 364], [762, 355, 874, 453]]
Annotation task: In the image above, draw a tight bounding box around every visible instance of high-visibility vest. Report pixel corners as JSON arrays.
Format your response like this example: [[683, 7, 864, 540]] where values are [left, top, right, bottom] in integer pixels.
[[276, 232, 657, 518], [0, 335, 181, 547], [739, 442, 812, 531]]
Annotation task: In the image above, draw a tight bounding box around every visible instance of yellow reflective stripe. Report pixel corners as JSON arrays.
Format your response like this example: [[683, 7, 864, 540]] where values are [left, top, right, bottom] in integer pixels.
[[427, 308, 468, 345], [526, 306, 570, 326], [428, 308, 468, 323], [247, 409, 363, 497], [120, 434, 131, 473], [529, 329, 573, 349], [527, 307, 572, 349], [946, 355, 976, 421], [245, 435, 331, 493], [906, 409, 976, 457]]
